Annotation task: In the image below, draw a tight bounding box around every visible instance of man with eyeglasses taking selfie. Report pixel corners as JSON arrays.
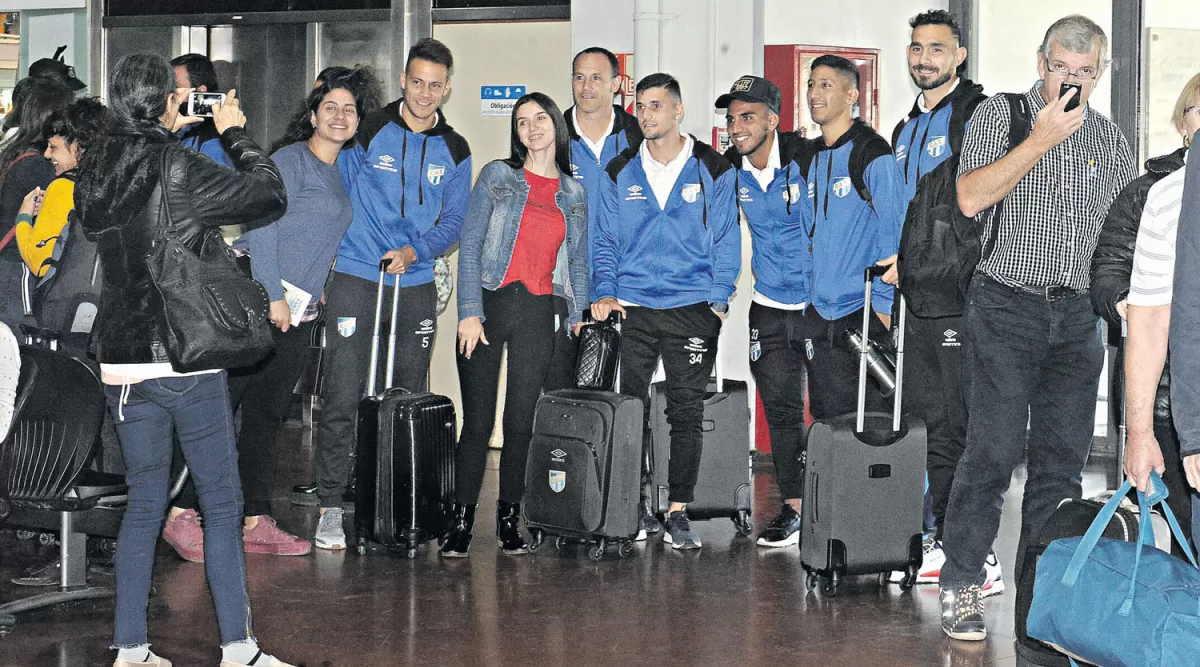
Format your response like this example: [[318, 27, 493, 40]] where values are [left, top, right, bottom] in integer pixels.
[[936, 14, 1135, 641]]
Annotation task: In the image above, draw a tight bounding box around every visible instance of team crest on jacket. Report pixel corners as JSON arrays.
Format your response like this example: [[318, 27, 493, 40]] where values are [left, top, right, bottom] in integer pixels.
[[894, 145, 908, 161], [926, 136, 947, 158], [427, 164, 446, 185], [832, 177, 853, 198], [682, 183, 701, 204], [337, 317, 356, 338], [549, 470, 566, 493], [785, 183, 802, 204]]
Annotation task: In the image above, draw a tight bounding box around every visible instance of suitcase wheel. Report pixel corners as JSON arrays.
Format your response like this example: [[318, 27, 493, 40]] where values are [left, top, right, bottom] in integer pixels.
[[618, 541, 635, 558], [820, 572, 841, 597], [898, 564, 918, 591], [527, 529, 544, 553], [588, 539, 608, 562], [734, 510, 753, 538], [555, 536, 568, 552], [405, 547, 418, 560]]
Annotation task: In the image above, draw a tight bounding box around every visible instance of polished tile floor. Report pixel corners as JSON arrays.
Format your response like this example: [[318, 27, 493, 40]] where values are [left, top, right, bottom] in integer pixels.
[[0, 416, 1116, 667]]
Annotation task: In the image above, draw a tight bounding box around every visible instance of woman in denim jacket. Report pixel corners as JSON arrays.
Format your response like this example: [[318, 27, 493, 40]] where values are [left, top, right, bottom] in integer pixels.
[[441, 92, 588, 557]]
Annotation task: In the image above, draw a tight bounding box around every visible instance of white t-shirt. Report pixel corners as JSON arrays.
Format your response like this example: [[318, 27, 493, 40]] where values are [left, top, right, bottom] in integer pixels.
[[1128, 154, 1189, 307], [640, 133, 693, 210]]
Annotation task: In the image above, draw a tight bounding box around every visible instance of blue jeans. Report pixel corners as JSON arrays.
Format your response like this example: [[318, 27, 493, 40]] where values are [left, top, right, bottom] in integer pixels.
[[106, 372, 254, 648], [940, 275, 1104, 590]]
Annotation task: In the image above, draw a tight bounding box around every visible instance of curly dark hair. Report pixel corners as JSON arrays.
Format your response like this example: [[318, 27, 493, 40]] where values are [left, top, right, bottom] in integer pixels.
[[270, 69, 375, 154], [42, 97, 108, 153]]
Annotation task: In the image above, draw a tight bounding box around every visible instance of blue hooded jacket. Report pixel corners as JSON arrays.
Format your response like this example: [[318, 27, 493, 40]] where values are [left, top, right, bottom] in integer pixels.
[[724, 131, 816, 305], [805, 120, 906, 318], [593, 138, 741, 309], [178, 122, 233, 168], [565, 105, 642, 301], [891, 79, 986, 203], [335, 101, 472, 286]]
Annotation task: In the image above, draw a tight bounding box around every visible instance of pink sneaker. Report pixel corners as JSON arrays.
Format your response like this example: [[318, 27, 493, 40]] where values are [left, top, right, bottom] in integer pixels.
[[243, 516, 312, 556], [162, 509, 204, 562]]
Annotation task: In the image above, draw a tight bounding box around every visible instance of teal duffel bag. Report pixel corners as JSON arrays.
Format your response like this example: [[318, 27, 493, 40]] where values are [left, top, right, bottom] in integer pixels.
[[1027, 471, 1200, 666]]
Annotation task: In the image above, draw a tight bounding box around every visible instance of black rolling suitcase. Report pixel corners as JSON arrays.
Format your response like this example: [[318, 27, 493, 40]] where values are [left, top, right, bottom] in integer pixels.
[[800, 267, 926, 595], [649, 356, 753, 535], [524, 315, 643, 561], [354, 262, 456, 558]]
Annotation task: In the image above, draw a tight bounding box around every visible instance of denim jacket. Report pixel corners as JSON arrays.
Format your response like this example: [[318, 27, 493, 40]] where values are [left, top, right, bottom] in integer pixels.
[[457, 159, 590, 328]]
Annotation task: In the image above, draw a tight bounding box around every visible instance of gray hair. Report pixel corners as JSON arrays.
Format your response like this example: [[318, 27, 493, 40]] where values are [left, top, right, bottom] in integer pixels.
[[1039, 15, 1109, 66]]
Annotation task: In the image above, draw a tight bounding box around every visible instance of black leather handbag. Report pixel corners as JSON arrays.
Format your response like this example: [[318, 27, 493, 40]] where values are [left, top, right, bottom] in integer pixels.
[[573, 312, 621, 391], [146, 152, 274, 372]]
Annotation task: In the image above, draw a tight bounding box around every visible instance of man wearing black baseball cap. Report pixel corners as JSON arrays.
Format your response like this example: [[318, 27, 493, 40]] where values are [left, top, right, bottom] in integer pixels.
[[28, 46, 86, 92], [717, 75, 817, 549]]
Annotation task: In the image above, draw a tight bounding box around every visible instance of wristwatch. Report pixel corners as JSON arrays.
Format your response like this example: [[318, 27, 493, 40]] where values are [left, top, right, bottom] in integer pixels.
[[709, 301, 729, 314]]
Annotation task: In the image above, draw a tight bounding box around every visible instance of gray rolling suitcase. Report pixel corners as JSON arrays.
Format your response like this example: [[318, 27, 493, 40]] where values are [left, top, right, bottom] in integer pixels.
[[649, 357, 753, 535], [800, 267, 926, 595], [524, 317, 644, 561]]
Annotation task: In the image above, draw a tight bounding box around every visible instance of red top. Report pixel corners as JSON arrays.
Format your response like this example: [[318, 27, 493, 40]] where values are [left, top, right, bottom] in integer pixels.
[[500, 170, 566, 295]]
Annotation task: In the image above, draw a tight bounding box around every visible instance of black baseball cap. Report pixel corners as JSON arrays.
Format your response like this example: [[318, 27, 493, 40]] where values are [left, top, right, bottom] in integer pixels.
[[28, 46, 86, 92], [715, 75, 781, 114]]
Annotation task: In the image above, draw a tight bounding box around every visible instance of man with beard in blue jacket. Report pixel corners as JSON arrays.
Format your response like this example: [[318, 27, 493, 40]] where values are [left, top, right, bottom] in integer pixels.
[[591, 73, 740, 550], [312, 38, 471, 551], [718, 75, 816, 549]]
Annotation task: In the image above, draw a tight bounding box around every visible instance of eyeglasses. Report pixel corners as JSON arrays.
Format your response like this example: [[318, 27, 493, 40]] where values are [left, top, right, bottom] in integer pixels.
[[1047, 61, 1099, 81]]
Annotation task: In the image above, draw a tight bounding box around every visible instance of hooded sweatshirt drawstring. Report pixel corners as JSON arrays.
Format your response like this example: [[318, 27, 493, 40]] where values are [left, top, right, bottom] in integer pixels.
[[399, 132, 409, 218], [117, 381, 131, 422], [418, 136, 428, 206]]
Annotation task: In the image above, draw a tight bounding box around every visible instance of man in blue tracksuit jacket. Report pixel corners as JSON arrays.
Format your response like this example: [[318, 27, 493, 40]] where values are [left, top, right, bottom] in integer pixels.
[[801, 55, 906, 421], [591, 73, 741, 551], [887, 10, 994, 589], [716, 75, 816, 550], [542, 46, 643, 392], [312, 38, 472, 550], [171, 54, 234, 168]]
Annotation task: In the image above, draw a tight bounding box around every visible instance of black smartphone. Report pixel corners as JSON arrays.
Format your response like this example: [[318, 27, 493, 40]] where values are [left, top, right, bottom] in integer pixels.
[[1060, 82, 1083, 112], [187, 91, 226, 118]]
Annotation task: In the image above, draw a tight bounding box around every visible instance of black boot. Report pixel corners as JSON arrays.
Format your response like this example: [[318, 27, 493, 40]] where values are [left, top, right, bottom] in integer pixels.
[[496, 501, 529, 555], [439, 503, 475, 558]]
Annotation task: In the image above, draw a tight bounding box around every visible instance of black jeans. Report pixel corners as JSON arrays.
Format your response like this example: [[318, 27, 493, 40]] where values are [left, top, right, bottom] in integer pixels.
[[620, 303, 721, 504], [905, 310, 968, 541], [174, 319, 316, 517], [542, 296, 579, 393], [940, 275, 1104, 590], [749, 303, 889, 499], [455, 283, 555, 505], [315, 271, 436, 507]]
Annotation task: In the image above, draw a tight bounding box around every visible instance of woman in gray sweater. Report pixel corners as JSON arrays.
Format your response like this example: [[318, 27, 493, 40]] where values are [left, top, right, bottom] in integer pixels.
[[158, 72, 368, 563]]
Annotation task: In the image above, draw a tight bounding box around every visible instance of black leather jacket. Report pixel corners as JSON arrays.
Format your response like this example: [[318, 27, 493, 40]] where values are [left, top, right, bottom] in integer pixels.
[[75, 126, 286, 364], [1089, 147, 1187, 422]]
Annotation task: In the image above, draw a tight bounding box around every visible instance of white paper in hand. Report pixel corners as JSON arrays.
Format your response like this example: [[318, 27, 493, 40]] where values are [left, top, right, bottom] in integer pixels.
[[280, 279, 313, 326]]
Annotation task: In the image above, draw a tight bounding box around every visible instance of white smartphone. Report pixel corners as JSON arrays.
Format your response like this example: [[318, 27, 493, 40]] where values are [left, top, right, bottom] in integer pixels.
[[188, 91, 227, 118]]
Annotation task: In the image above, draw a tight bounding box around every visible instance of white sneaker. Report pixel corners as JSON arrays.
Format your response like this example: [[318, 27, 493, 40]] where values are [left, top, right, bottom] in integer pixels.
[[314, 507, 346, 550], [888, 539, 945, 584], [980, 550, 1005, 598], [0, 323, 19, 442]]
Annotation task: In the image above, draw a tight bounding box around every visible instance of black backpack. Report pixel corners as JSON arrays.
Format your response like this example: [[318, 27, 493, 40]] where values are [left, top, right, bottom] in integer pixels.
[[27, 211, 101, 352], [897, 92, 1030, 318]]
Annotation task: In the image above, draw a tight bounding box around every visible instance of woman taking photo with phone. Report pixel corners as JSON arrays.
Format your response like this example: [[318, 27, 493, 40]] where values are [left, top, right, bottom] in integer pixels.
[[74, 52, 292, 667], [440, 92, 589, 557], [159, 72, 370, 562]]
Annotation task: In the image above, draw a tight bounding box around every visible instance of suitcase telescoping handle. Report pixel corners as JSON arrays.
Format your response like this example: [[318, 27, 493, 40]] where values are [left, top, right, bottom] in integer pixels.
[[366, 259, 402, 399], [857, 266, 906, 434]]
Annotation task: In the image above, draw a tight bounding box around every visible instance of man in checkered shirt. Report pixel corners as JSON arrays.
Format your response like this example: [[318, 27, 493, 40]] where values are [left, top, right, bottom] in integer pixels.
[[936, 15, 1136, 642]]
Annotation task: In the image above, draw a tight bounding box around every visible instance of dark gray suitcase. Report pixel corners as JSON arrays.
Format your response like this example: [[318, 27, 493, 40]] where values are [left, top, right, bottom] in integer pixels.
[[523, 389, 643, 560], [354, 262, 456, 558], [800, 268, 926, 595], [649, 363, 753, 535]]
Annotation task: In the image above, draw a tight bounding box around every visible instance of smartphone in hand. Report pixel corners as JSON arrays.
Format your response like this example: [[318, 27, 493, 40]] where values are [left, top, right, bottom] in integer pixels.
[[1060, 82, 1083, 112], [187, 91, 227, 118]]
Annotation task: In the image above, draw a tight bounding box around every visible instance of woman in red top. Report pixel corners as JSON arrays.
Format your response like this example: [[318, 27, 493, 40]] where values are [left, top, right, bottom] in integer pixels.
[[442, 92, 590, 557]]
